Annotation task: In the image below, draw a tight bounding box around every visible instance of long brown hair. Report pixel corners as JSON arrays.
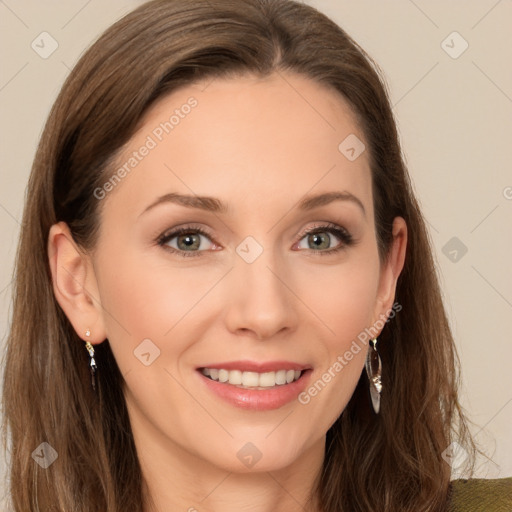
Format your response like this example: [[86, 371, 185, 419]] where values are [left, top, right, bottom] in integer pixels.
[[2, 0, 477, 510]]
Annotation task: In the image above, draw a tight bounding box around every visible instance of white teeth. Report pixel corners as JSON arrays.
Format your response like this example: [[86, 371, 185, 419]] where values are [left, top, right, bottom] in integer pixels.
[[201, 367, 304, 388], [259, 372, 275, 387], [228, 370, 242, 385], [242, 371, 259, 387], [275, 370, 286, 385]]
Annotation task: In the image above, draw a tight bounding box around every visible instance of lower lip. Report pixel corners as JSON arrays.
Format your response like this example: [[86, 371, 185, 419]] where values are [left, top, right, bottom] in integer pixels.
[[197, 369, 313, 411]]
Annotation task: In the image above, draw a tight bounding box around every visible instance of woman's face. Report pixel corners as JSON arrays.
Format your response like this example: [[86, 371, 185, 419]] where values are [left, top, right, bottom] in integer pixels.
[[85, 72, 403, 473]]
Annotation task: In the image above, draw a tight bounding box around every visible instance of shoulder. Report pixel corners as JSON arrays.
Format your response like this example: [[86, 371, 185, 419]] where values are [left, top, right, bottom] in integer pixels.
[[447, 477, 512, 512]]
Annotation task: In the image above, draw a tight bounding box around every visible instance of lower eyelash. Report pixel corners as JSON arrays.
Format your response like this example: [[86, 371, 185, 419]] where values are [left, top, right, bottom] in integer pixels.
[[157, 224, 353, 257]]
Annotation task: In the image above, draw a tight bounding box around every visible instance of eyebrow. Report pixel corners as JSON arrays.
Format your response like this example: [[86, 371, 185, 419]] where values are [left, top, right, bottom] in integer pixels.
[[298, 191, 365, 215], [139, 191, 365, 218]]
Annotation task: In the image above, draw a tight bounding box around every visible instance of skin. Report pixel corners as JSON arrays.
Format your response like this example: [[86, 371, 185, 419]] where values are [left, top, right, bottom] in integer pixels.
[[48, 71, 407, 512]]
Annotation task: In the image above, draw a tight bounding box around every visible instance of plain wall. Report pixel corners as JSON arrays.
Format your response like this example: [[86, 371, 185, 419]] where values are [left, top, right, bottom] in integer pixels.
[[1, 0, 511, 506]]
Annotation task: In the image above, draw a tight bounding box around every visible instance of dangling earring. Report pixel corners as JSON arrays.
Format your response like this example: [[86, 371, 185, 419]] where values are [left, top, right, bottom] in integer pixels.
[[84, 329, 97, 391], [365, 338, 382, 414]]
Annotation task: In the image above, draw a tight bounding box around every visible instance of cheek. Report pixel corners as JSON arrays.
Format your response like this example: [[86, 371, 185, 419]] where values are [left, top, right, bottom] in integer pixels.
[[293, 260, 378, 431], [93, 246, 210, 368], [292, 251, 379, 416], [294, 252, 380, 346]]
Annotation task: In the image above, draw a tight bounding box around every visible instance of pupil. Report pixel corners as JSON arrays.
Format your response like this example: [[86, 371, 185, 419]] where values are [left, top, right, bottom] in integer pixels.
[[178, 234, 199, 250], [310, 233, 329, 250]]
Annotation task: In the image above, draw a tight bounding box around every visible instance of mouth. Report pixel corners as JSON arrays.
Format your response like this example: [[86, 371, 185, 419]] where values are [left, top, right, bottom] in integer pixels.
[[195, 360, 313, 410], [196, 366, 313, 410], [198, 367, 307, 390]]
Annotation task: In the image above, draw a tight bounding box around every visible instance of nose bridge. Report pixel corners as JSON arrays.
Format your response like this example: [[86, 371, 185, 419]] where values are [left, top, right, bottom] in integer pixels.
[[236, 238, 287, 307], [224, 236, 297, 338]]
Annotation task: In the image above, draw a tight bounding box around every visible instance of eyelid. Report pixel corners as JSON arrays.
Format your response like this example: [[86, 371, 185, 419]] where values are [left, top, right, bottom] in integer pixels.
[[295, 222, 349, 240], [156, 223, 215, 243]]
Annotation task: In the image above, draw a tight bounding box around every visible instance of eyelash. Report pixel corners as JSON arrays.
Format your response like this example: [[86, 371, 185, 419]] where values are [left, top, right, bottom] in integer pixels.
[[156, 223, 353, 258]]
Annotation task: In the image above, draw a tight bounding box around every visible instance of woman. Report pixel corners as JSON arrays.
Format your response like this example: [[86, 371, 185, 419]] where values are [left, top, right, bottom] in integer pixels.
[[2, 0, 510, 510]]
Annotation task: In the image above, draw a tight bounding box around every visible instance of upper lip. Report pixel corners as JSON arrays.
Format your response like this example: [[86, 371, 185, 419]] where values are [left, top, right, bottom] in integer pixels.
[[197, 360, 312, 373]]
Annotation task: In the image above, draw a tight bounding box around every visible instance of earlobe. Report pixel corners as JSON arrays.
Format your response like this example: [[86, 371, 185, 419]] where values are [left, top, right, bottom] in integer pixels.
[[47, 221, 107, 344], [373, 217, 408, 323]]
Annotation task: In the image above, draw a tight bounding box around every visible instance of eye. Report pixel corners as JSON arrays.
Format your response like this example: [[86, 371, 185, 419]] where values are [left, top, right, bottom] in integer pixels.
[[294, 223, 353, 255], [156, 222, 353, 258], [157, 226, 217, 257]]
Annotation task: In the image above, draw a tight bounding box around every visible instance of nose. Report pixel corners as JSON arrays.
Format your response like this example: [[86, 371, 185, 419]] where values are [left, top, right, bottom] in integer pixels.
[[223, 246, 299, 340]]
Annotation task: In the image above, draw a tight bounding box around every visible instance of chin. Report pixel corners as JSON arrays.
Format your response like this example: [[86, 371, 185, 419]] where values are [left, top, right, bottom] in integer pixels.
[[198, 434, 311, 474]]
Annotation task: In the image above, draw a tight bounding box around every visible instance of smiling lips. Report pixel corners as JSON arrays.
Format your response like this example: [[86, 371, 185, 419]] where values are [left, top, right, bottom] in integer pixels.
[[196, 360, 313, 410]]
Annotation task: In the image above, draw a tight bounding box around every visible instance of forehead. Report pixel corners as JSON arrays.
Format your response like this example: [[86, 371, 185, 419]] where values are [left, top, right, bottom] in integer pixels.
[[99, 71, 372, 220]]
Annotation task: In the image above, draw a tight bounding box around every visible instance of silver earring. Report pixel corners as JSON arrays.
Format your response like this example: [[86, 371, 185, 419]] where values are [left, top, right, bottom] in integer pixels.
[[365, 338, 382, 414], [84, 329, 97, 391]]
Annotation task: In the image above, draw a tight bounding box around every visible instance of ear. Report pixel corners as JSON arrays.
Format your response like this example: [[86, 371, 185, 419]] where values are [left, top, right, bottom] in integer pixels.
[[372, 216, 407, 325], [47, 221, 107, 344]]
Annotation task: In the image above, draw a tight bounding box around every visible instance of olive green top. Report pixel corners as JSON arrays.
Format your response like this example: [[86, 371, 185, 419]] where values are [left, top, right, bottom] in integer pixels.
[[447, 477, 512, 511]]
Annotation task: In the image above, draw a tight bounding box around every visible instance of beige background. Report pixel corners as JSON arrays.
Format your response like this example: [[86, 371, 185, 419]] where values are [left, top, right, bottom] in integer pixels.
[[1, 0, 511, 504]]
